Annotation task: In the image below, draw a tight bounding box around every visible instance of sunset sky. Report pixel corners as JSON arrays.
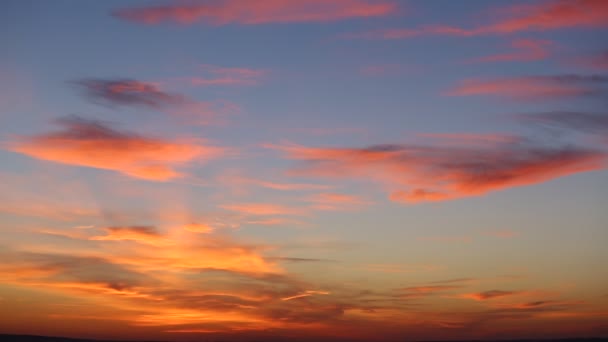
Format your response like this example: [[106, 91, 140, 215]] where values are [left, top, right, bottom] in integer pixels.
[[1, 0, 607, 341]]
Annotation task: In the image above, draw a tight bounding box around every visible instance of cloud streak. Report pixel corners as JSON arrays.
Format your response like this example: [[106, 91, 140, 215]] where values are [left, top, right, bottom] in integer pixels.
[[113, 0, 396, 25], [447, 74, 608, 100], [348, 0, 608, 39], [472, 39, 552, 63], [6, 116, 222, 180], [269, 140, 605, 203]]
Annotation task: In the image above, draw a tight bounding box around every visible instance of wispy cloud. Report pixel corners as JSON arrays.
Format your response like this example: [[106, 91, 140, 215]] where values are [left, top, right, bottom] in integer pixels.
[[183, 64, 267, 86], [307, 192, 370, 211], [447, 74, 608, 100], [472, 39, 552, 63], [459, 290, 520, 301], [74, 78, 186, 108], [220, 203, 304, 216], [518, 111, 608, 136], [574, 50, 608, 70], [112, 0, 396, 25], [347, 0, 608, 39], [269, 140, 605, 203], [90, 226, 171, 246], [6, 116, 223, 181]]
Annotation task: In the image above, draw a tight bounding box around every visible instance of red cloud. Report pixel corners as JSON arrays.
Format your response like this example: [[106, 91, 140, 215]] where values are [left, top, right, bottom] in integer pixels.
[[269, 140, 605, 203], [473, 39, 552, 63], [575, 50, 608, 70], [447, 75, 608, 100], [459, 290, 519, 301], [185, 64, 267, 86], [75, 79, 186, 108], [349, 0, 608, 39], [113, 0, 396, 25], [7, 116, 222, 181]]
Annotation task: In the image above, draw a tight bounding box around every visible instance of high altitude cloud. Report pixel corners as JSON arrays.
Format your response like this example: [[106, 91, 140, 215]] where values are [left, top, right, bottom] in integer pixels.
[[185, 65, 267, 86], [459, 290, 519, 301], [519, 111, 608, 136], [269, 140, 605, 203], [307, 192, 370, 211], [349, 0, 608, 39], [575, 50, 608, 70], [472, 39, 551, 63], [448, 74, 608, 100], [90, 226, 171, 246], [112, 0, 396, 25], [6, 116, 222, 180], [75, 79, 187, 108]]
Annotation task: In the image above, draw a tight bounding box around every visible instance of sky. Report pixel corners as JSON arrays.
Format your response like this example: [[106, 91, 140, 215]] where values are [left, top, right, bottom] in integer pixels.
[[0, 0, 607, 341]]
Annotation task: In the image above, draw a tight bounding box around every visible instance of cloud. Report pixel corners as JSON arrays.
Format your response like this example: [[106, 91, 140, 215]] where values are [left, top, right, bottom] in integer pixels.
[[307, 192, 370, 211], [6, 116, 222, 181], [184, 65, 267, 86], [347, 0, 608, 39], [220, 203, 304, 216], [447, 74, 608, 100], [75, 78, 187, 108], [472, 39, 552, 63], [183, 223, 214, 233], [281, 290, 330, 301], [398, 285, 462, 298], [459, 290, 519, 301], [575, 50, 608, 70], [112, 0, 396, 25], [269, 140, 605, 203], [90, 226, 171, 246], [518, 111, 608, 136]]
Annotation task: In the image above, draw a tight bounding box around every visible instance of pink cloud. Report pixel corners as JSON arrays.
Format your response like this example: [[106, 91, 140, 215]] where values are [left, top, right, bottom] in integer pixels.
[[348, 0, 608, 39], [113, 0, 396, 25], [472, 39, 552, 63], [447, 75, 608, 100]]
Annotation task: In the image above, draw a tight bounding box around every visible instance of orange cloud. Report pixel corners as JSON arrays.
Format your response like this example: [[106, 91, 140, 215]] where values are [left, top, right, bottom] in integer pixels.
[[183, 223, 214, 233], [90, 226, 171, 246], [447, 75, 608, 100], [270, 140, 605, 203], [473, 39, 552, 63], [113, 0, 396, 25], [348, 0, 608, 39], [6, 116, 223, 181], [281, 290, 330, 301], [220, 203, 303, 216]]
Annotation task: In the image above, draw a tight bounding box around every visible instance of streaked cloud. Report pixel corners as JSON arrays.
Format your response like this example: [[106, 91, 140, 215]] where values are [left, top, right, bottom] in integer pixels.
[[112, 0, 396, 25], [220, 203, 304, 216], [90, 226, 171, 246], [184, 64, 267, 86], [6, 116, 223, 181], [447, 74, 608, 100], [75, 78, 186, 108], [472, 39, 552, 63], [574, 50, 608, 70], [348, 0, 608, 39], [518, 111, 608, 136], [270, 141, 605, 203], [459, 290, 520, 301], [307, 192, 370, 211]]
